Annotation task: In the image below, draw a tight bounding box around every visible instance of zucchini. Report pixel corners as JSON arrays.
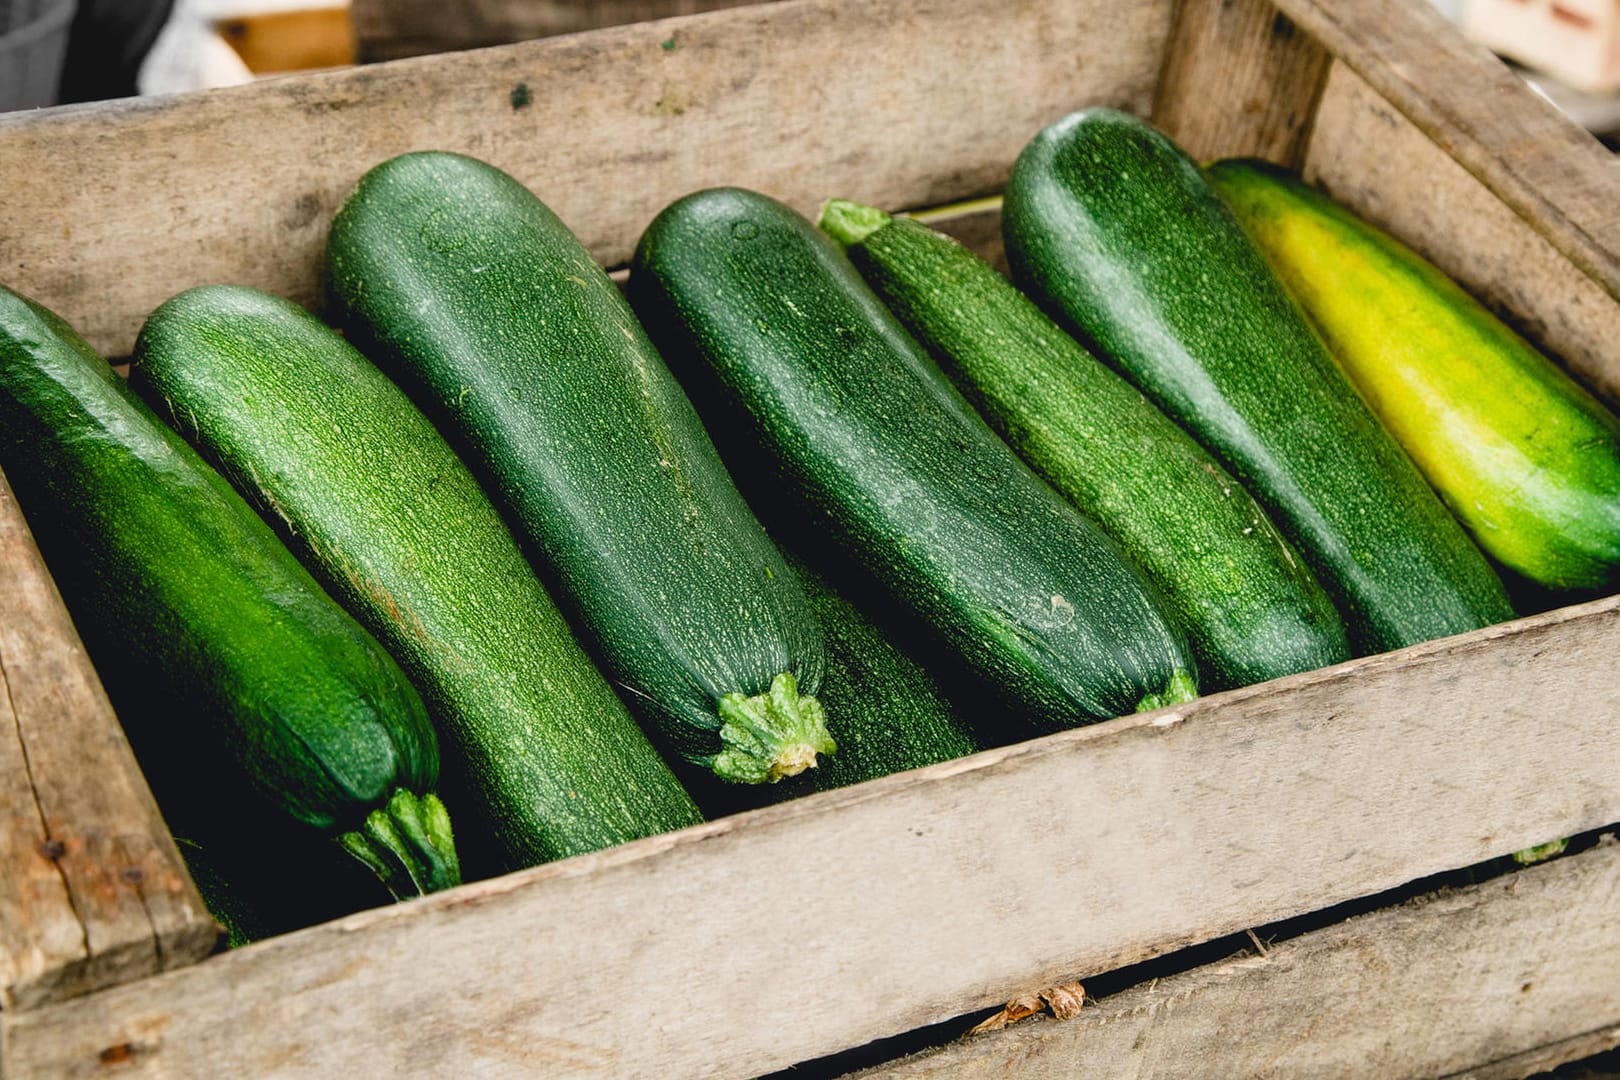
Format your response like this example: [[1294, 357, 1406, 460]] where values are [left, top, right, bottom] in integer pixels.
[[820, 200, 1350, 691], [629, 187, 1197, 732], [0, 284, 458, 898], [1208, 159, 1620, 592], [1002, 109, 1514, 653], [326, 152, 830, 784], [132, 285, 704, 874]]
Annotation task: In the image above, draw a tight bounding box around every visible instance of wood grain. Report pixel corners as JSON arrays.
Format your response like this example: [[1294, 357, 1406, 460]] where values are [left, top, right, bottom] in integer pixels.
[[350, 0, 768, 62], [5, 596, 1620, 1077], [1151, 0, 1331, 167], [0, 469, 218, 1012], [851, 840, 1620, 1079], [1305, 61, 1620, 410], [0, 0, 1171, 358], [1271, 0, 1620, 319]]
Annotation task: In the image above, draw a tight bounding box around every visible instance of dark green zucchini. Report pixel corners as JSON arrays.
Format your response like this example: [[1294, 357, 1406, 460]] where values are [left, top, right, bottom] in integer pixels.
[[132, 285, 703, 874], [820, 199, 1349, 691], [1002, 109, 1514, 653], [629, 187, 1197, 733], [326, 152, 830, 784], [0, 283, 457, 898]]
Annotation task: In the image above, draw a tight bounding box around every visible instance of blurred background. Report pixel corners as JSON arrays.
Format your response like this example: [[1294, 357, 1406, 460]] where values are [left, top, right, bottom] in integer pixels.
[[5, 0, 1620, 143]]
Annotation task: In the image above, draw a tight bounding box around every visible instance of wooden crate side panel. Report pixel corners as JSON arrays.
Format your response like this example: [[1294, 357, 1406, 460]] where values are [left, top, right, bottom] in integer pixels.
[[5, 598, 1620, 1079], [350, 0, 770, 62], [1151, 0, 1331, 167], [0, 470, 217, 1013], [0, 0, 1171, 359], [1271, 0, 1620, 316], [851, 840, 1620, 1080], [1305, 62, 1620, 409]]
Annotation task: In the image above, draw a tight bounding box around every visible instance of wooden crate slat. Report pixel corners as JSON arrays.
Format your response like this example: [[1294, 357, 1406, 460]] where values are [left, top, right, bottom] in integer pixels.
[[5, 597, 1620, 1077], [1306, 61, 1620, 410], [850, 840, 1620, 1079], [1151, 0, 1332, 167], [0, 0, 1172, 359], [0, 470, 218, 1012], [1270, 0, 1620, 316], [350, 0, 770, 62]]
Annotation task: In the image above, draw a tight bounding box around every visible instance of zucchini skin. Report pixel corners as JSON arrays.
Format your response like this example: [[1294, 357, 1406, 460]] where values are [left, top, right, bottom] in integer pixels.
[[1003, 109, 1514, 653], [823, 202, 1350, 691], [629, 187, 1198, 731], [1209, 159, 1620, 592], [326, 152, 830, 784], [132, 286, 703, 873], [0, 285, 457, 896]]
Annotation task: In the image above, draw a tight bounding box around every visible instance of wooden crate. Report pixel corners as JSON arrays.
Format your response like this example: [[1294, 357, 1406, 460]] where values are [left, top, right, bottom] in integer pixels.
[[3, 0, 1620, 1075]]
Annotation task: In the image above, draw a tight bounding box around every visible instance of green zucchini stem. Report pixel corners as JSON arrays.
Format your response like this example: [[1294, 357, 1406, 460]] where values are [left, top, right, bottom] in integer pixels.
[[712, 671, 835, 784], [337, 789, 461, 899], [818, 199, 892, 249], [1512, 838, 1569, 866], [1134, 668, 1199, 713]]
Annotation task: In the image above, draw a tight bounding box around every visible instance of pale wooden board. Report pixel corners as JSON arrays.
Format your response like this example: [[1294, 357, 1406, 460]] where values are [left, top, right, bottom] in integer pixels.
[[1151, 0, 1331, 167], [0, 0, 1172, 358], [1270, 0, 1620, 319], [1305, 62, 1620, 411], [1457, 1028, 1620, 1080], [850, 840, 1620, 1080], [0, 469, 219, 1012], [5, 596, 1620, 1078], [350, 0, 768, 62]]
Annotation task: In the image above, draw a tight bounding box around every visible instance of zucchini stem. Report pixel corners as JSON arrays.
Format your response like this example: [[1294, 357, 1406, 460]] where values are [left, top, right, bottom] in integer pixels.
[[1134, 668, 1199, 713], [818, 199, 892, 249], [338, 789, 461, 899], [712, 672, 835, 783]]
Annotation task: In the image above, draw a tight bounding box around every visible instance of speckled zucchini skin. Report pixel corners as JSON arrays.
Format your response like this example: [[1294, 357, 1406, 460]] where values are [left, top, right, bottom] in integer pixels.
[[133, 285, 703, 873], [1003, 109, 1514, 653], [1210, 158, 1620, 593], [0, 284, 456, 895], [325, 152, 828, 784], [630, 187, 1197, 732], [823, 202, 1349, 691]]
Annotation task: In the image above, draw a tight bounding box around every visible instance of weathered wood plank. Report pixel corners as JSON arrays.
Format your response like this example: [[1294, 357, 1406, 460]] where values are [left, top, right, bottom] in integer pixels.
[[0, 469, 218, 1012], [5, 596, 1620, 1078], [1151, 0, 1331, 167], [1305, 61, 1620, 410], [1454, 1026, 1620, 1080], [1270, 0, 1620, 315], [350, 0, 768, 62], [0, 0, 1171, 358], [850, 840, 1620, 1080]]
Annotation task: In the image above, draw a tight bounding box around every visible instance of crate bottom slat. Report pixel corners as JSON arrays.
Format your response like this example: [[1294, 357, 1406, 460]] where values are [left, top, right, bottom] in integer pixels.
[[849, 838, 1620, 1080]]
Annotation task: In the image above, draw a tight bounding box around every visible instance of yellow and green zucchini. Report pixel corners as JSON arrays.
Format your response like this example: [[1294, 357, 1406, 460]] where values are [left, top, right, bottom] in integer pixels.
[[1209, 158, 1620, 593]]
